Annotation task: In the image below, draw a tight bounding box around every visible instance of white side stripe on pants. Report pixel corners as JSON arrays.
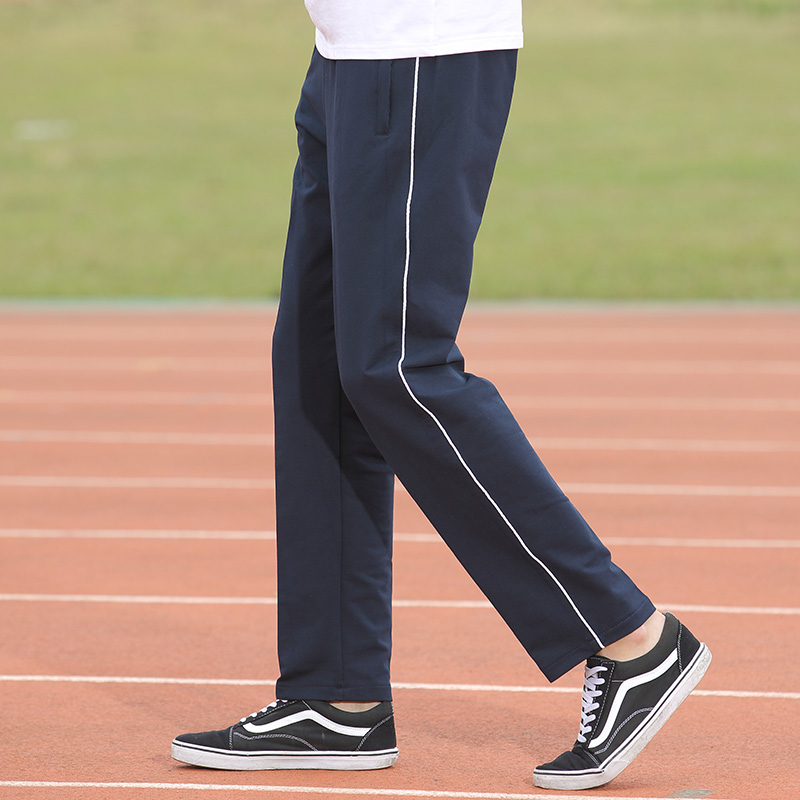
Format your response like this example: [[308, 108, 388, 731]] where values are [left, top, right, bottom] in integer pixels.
[[394, 57, 604, 652]]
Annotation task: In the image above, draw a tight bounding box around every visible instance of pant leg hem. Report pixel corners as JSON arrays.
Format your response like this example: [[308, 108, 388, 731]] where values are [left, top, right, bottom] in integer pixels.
[[276, 683, 393, 702], [540, 598, 657, 682]]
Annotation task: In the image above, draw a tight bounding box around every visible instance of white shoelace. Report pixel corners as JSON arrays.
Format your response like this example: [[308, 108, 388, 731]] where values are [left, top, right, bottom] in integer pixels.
[[577, 664, 608, 744], [239, 699, 289, 723]]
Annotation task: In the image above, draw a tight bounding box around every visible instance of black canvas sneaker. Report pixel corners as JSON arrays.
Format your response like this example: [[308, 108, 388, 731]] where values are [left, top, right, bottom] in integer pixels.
[[171, 699, 398, 770], [534, 612, 711, 790]]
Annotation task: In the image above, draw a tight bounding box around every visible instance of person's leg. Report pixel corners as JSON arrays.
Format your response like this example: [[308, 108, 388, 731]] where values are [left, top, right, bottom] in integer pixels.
[[320, 53, 710, 790], [171, 52, 400, 771], [271, 51, 396, 705], [325, 50, 654, 683]]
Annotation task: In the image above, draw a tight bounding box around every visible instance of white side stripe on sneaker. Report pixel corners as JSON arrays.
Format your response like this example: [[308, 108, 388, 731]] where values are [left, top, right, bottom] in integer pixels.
[[242, 709, 371, 737], [589, 649, 678, 749]]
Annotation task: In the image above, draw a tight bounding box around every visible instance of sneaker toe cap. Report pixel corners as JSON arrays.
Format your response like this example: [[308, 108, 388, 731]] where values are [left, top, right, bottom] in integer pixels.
[[536, 745, 598, 773], [174, 727, 231, 750]]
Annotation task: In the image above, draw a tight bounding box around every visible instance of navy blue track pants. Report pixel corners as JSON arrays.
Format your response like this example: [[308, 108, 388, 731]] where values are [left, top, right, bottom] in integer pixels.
[[272, 49, 654, 701]]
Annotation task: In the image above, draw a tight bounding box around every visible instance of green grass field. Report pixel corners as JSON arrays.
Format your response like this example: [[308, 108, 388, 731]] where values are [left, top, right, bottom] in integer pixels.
[[1, 0, 799, 299]]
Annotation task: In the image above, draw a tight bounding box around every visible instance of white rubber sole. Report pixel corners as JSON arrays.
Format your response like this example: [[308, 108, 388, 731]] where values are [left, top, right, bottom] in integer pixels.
[[171, 740, 399, 771], [533, 643, 712, 791]]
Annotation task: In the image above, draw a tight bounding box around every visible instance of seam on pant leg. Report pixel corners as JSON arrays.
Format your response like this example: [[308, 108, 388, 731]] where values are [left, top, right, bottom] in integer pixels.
[[395, 55, 604, 653], [337, 382, 345, 695]]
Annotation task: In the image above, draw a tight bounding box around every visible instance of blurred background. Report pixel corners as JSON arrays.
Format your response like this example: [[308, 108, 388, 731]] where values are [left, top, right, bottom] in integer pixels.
[[1, 0, 799, 301]]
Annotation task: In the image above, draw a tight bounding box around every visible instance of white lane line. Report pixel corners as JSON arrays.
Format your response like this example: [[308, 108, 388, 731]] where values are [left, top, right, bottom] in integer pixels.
[[460, 327, 800, 345], [2, 321, 796, 343], [2, 430, 798, 453], [0, 476, 274, 489], [0, 389, 272, 406], [481, 359, 800, 375], [605, 536, 800, 549], [561, 483, 800, 498], [0, 327, 273, 342], [0, 781, 746, 800], [2, 476, 800, 497], [534, 437, 800, 453], [0, 356, 269, 372], [401, 601, 800, 616], [0, 675, 795, 702], [0, 674, 274, 685], [0, 593, 281, 605], [0, 430, 274, 445], [0, 528, 280, 539], [2, 356, 800, 375], [511, 396, 800, 413], [2, 594, 797, 616], [393, 683, 800, 701], [400, 601, 800, 616], [2, 389, 799, 413], [1, 529, 798, 548], [0, 594, 480, 609], [666, 603, 800, 616]]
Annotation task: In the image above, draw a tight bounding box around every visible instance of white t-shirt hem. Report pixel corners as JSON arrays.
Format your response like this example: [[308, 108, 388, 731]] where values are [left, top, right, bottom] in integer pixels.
[[314, 31, 523, 61]]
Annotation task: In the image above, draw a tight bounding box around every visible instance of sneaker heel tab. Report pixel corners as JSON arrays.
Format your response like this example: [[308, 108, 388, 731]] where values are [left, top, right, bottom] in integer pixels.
[[676, 619, 702, 666], [661, 610, 679, 631], [360, 710, 397, 752]]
